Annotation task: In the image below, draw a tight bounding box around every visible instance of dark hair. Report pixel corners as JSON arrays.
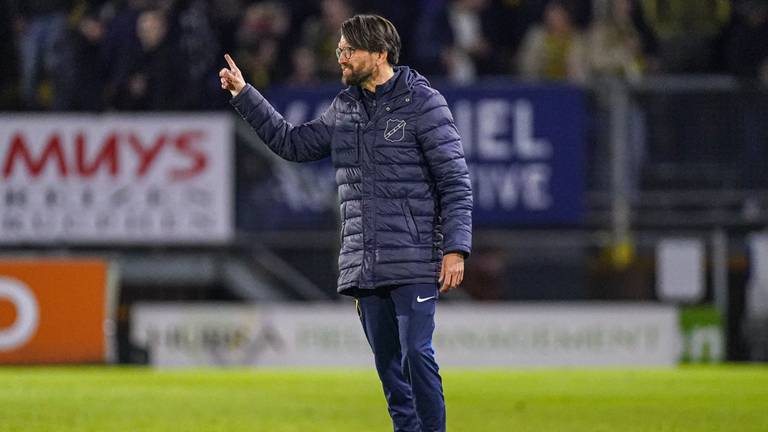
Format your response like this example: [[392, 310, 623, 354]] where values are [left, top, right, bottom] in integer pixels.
[[340, 15, 401, 65]]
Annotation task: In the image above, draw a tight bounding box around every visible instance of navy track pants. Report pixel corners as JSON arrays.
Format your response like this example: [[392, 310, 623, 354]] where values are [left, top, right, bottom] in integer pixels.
[[356, 283, 445, 432]]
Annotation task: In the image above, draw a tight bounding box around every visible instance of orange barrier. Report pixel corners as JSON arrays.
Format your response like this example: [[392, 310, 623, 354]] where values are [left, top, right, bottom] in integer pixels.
[[0, 259, 110, 364]]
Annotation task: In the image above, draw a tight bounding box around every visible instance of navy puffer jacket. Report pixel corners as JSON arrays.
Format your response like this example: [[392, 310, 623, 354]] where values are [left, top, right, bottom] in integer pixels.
[[231, 66, 472, 295]]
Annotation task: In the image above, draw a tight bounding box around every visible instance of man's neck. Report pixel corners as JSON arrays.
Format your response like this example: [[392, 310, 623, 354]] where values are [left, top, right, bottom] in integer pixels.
[[362, 64, 395, 93]]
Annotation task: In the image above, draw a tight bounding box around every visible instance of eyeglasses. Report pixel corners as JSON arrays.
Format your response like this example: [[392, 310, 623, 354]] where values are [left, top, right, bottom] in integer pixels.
[[335, 47, 357, 60]]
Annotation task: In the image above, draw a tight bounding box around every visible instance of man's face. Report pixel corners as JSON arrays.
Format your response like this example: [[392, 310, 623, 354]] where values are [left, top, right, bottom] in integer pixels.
[[337, 36, 376, 86]]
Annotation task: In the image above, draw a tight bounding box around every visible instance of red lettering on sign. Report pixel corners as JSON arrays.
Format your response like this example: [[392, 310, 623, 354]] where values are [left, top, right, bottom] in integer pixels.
[[3, 133, 68, 178], [128, 133, 166, 177], [2, 128, 212, 180], [171, 131, 207, 181], [76, 132, 118, 177]]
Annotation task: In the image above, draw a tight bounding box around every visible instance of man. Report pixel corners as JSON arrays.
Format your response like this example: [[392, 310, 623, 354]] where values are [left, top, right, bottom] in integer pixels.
[[220, 14, 472, 432]]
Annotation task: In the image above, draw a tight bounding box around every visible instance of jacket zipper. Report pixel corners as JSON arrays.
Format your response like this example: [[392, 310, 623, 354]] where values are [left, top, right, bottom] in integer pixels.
[[355, 123, 360, 163], [340, 202, 346, 246], [358, 119, 374, 285]]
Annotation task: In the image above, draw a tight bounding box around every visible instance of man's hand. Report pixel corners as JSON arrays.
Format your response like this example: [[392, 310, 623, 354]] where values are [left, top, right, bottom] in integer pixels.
[[439, 252, 465, 293], [219, 53, 246, 97]]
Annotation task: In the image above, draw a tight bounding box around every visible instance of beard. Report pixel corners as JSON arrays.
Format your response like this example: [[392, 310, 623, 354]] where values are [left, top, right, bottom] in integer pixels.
[[341, 64, 373, 87]]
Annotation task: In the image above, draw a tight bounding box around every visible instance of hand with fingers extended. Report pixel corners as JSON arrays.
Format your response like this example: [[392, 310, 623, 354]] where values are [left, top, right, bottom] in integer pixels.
[[219, 53, 246, 97], [439, 252, 465, 294]]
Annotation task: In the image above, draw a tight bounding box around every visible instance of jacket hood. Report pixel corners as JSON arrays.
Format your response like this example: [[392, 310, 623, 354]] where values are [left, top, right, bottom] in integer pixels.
[[400, 65, 431, 90]]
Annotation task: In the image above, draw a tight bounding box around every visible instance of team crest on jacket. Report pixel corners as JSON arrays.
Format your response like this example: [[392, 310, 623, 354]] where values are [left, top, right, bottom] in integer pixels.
[[384, 118, 406, 142]]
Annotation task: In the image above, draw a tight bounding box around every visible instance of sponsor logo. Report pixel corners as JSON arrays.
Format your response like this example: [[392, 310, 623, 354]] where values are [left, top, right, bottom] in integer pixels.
[[416, 295, 435, 303], [0, 116, 232, 243], [0, 277, 39, 351]]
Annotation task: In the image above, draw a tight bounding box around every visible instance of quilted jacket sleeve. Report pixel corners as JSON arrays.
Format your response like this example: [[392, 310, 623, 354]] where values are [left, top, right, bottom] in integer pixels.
[[416, 90, 473, 257], [231, 84, 333, 162]]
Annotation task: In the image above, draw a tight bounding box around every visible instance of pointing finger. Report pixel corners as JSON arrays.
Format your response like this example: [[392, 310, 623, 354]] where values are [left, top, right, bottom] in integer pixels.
[[224, 53, 239, 71]]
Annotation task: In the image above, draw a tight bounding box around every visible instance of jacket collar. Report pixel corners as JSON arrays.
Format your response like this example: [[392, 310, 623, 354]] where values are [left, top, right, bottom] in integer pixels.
[[341, 66, 412, 102], [341, 66, 415, 113]]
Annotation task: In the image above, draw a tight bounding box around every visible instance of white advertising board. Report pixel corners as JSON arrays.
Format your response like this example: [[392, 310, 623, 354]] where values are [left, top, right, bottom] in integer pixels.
[[131, 302, 681, 368], [0, 114, 232, 244]]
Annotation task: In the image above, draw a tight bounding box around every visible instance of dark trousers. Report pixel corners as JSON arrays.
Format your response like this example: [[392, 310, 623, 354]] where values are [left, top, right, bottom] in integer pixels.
[[356, 283, 445, 432]]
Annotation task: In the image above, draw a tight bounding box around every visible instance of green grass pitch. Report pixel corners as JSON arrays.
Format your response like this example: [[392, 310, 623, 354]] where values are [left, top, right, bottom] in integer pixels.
[[1, 365, 766, 431]]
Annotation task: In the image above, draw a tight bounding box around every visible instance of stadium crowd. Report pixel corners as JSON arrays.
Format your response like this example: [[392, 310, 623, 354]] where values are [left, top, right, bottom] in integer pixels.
[[1, 0, 766, 111]]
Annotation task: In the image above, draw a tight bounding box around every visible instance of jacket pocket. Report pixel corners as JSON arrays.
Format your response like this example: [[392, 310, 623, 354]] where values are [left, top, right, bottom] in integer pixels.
[[401, 199, 421, 243]]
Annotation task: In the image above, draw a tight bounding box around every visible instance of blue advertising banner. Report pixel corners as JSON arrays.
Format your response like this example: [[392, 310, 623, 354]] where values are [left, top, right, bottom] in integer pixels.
[[443, 84, 586, 225], [236, 82, 585, 231]]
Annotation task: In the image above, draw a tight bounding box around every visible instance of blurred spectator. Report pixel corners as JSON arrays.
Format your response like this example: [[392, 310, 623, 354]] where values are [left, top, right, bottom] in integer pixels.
[[234, 1, 291, 89], [300, 0, 354, 81], [58, 3, 108, 111], [588, 0, 649, 215], [641, 0, 729, 72], [280, 0, 321, 53], [518, 0, 594, 28], [626, 0, 660, 71], [442, 0, 494, 83], [721, 0, 768, 84], [102, 0, 147, 109], [286, 46, 321, 86], [587, 0, 647, 82], [410, 0, 452, 76], [410, 0, 497, 82], [9, 0, 74, 109], [640, 0, 728, 36], [480, 0, 532, 75], [174, 0, 221, 108], [463, 0, 593, 71], [111, 8, 186, 110], [517, 0, 588, 83], [6, 0, 765, 113], [208, 0, 243, 58], [0, 1, 18, 109]]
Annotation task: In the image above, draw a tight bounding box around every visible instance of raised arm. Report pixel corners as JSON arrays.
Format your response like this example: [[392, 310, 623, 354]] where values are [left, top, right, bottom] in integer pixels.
[[220, 54, 332, 162]]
